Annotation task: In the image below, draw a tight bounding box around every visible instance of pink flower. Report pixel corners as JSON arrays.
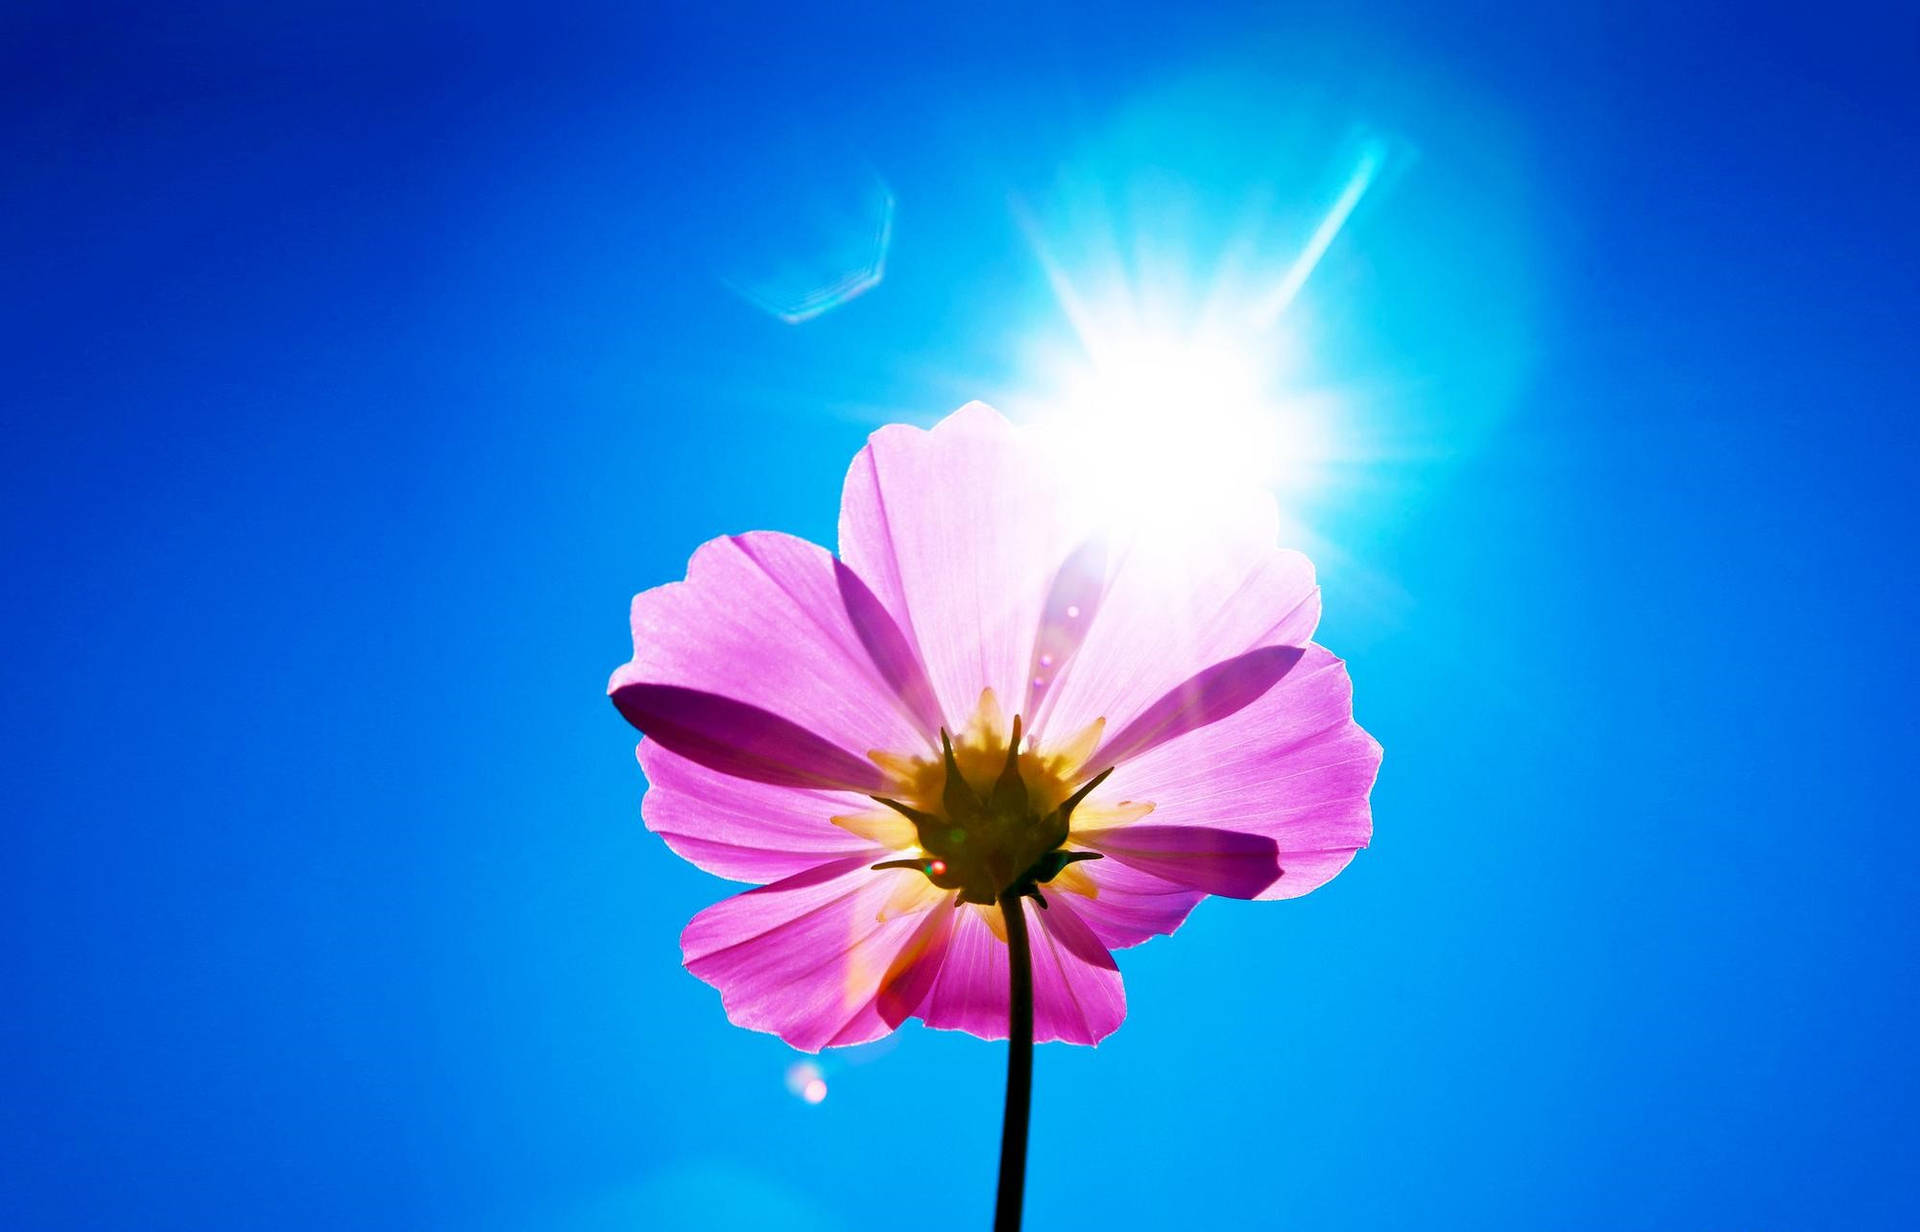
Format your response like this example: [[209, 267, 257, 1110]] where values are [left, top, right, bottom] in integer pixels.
[[610, 403, 1380, 1051]]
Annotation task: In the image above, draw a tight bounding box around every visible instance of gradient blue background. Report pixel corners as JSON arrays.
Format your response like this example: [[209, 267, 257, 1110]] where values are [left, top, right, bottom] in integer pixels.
[[6, 3, 1917, 1228]]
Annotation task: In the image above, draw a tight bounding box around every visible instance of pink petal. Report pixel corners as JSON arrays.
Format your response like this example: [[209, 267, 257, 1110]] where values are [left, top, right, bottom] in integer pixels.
[[1032, 488, 1320, 748], [680, 859, 949, 1053], [1059, 859, 1208, 949], [838, 403, 1079, 731], [1099, 644, 1381, 901], [913, 904, 1008, 1038], [1092, 644, 1306, 768], [1075, 826, 1284, 899], [833, 558, 946, 737], [871, 895, 959, 1034], [614, 685, 889, 791], [915, 900, 1126, 1045], [610, 532, 936, 790], [637, 739, 886, 884], [1027, 898, 1127, 1044], [1020, 537, 1109, 718]]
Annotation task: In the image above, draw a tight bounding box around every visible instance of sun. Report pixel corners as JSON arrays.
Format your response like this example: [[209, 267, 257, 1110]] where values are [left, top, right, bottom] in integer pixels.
[[1005, 142, 1386, 542], [1020, 319, 1335, 544]]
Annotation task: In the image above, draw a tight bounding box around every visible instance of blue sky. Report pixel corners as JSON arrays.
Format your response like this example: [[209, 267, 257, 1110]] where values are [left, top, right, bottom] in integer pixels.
[[6, 2, 1917, 1228]]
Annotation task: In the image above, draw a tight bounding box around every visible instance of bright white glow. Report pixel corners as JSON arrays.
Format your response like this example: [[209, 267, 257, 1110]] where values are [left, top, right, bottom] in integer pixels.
[[1033, 331, 1277, 531], [1014, 143, 1383, 539], [1022, 320, 1344, 549]]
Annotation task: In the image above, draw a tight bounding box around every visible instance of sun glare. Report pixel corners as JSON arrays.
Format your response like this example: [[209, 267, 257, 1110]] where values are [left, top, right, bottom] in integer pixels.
[[1038, 331, 1278, 524], [1018, 316, 1341, 549], [1012, 142, 1386, 542]]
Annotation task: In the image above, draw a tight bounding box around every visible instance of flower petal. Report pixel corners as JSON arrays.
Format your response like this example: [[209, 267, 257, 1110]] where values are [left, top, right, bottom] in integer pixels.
[[1027, 898, 1127, 1044], [615, 686, 888, 791], [1099, 644, 1381, 901], [914, 899, 1125, 1045], [1033, 488, 1320, 747], [1021, 537, 1109, 719], [1075, 825, 1284, 899], [1060, 859, 1209, 949], [1091, 644, 1306, 768], [637, 740, 887, 884], [872, 894, 960, 1033], [610, 532, 936, 790], [680, 859, 949, 1053], [913, 906, 1006, 1039], [833, 558, 946, 737], [838, 403, 1077, 732]]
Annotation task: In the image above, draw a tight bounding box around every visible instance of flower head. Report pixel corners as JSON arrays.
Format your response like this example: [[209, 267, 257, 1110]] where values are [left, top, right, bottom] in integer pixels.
[[610, 403, 1380, 1050]]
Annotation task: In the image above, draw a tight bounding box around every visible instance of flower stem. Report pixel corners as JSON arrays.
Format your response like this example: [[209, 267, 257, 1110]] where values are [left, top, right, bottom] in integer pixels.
[[994, 891, 1034, 1232]]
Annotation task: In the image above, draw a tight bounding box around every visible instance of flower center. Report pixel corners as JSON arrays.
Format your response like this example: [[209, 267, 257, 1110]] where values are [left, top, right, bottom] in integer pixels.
[[871, 715, 1108, 905]]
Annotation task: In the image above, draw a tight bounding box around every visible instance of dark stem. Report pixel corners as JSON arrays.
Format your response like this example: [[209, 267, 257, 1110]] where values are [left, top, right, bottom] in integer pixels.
[[993, 891, 1034, 1232]]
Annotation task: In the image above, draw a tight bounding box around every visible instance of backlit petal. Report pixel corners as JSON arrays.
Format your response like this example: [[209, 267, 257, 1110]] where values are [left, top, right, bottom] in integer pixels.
[[637, 740, 886, 884], [1033, 488, 1320, 748], [1065, 858, 1208, 949], [1027, 898, 1127, 1044], [615, 686, 887, 791], [681, 859, 949, 1053], [1099, 644, 1380, 901], [914, 899, 1125, 1045], [610, 532, 937, 790], [1075, 825, 1285, 899], [873, 895, 960, 1033], [1091, 644, 1306, 768], [839, 403, 1078, 733]]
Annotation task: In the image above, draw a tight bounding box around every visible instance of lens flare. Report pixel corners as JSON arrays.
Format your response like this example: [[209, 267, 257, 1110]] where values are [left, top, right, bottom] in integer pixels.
[[716, 132, 894, 325], [1250, 139, 1387, 327], [784, 1061, 828, 1104]]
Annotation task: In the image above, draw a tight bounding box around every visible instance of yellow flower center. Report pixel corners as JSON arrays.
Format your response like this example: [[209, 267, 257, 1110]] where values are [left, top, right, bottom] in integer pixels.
[[849, 691, 1123, 906]]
